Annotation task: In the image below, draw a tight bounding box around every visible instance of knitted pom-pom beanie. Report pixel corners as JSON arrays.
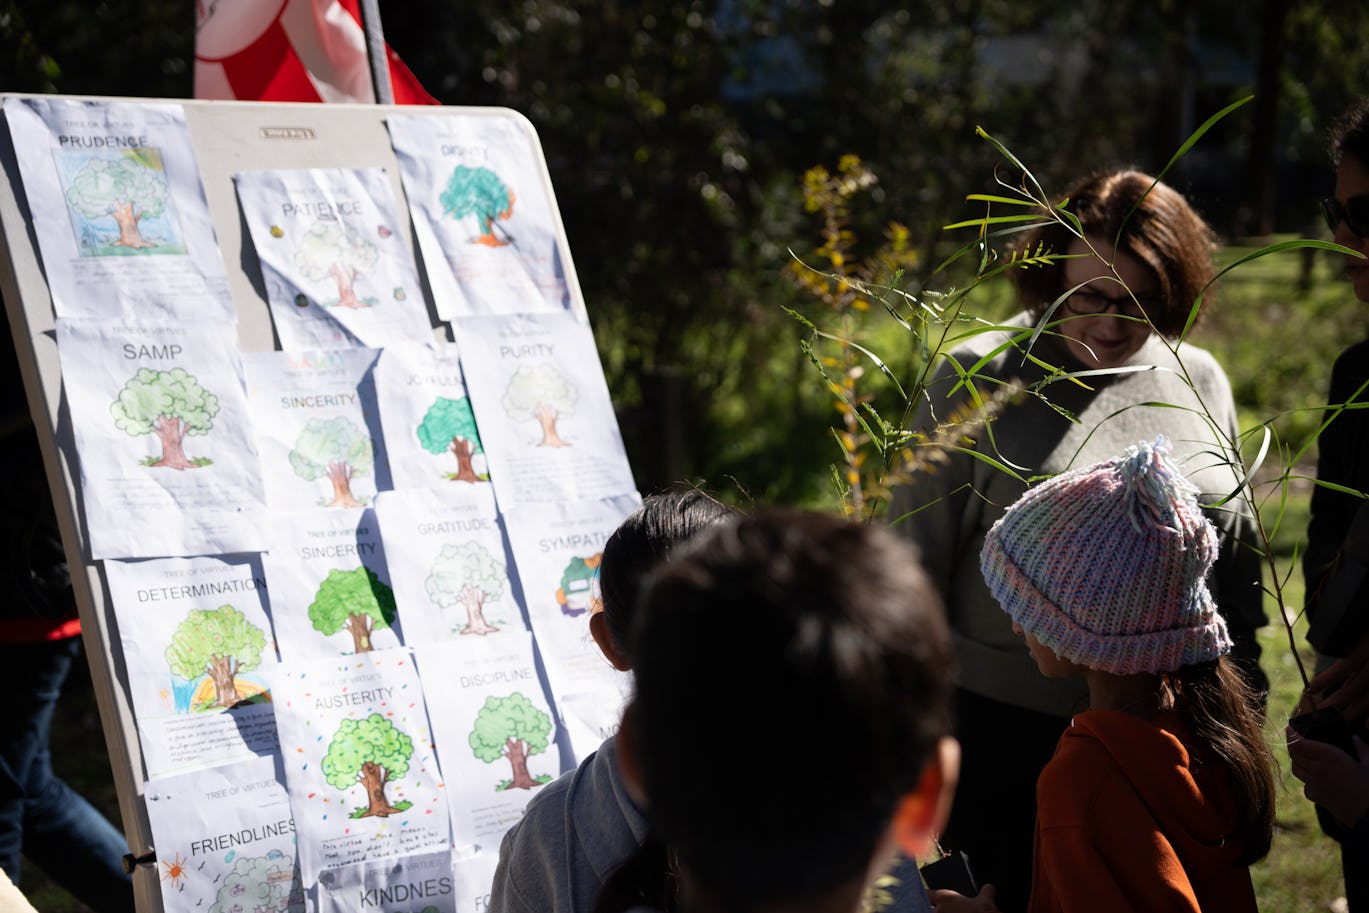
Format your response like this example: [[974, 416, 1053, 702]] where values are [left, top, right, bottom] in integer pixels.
[[979, 437, 1232, 675]]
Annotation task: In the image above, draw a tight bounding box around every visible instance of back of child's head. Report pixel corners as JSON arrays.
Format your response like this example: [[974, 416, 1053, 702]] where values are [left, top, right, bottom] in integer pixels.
[[980, 437, 1275, 862], [597, 488, 735, 667], [980, 436, 1232, 675], [626, 508, 953, 909]]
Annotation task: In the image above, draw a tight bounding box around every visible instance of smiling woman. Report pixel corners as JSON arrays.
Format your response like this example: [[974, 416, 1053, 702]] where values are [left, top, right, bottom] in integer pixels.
[[889, 169, 1268, 913], [1055, 238, 1159, 368]]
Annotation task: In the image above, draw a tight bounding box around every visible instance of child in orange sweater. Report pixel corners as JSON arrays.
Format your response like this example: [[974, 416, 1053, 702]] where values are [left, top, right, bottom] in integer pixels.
[[932, 437, 1275, 913]]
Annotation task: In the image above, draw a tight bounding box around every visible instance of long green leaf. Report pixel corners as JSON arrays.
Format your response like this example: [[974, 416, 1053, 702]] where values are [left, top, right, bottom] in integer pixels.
[[965, 194, 1040, 206]]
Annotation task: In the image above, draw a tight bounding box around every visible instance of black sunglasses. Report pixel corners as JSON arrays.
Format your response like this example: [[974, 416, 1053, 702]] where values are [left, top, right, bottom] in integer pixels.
[[1322, 194, 1369, 238]]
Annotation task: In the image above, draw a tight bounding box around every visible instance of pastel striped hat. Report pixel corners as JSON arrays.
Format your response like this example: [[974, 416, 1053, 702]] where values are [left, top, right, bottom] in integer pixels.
[[979, 437, 1232, 675]]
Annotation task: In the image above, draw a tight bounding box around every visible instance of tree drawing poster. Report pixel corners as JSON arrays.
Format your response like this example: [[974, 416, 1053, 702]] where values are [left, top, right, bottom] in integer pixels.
[[373, 486, 524, 646], [242, 348, 390, 511], [502, 494, 640, 761], [54, 319, 270, 559], [103, 554, 278, 780], [235, 167, 434, 351], [373, 341, 491, 490], [261, 507, 402, 661], [2, 96, 235, 323], [454, 313, 636, 510], [386, 112, 578, 319], [143, 756, 305, 913], [270, 649, 451, 884], [414, 634, 561, 854], [316, 849, 457, 913]]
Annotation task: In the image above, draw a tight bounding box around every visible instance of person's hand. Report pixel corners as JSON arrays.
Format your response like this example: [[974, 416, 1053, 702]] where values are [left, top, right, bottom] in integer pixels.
[[1286, 731, 1369, 829], [1306, 632, 1369, 723], [927, 884, 999, 912]]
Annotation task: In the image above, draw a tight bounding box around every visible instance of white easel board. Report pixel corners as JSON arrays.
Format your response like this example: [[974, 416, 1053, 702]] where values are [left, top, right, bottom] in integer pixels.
[[0, 94, 637, 913]]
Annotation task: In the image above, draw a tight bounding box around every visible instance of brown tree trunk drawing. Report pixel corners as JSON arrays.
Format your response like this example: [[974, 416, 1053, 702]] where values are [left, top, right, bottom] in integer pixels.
[[344, 612, 375, 653], [504, 737, 538, 789], [206, 654, 242, 707], [459, 586, 499, 636], [111, 199, 156, 249], [326, 461, 363, 507], [449, 436, 480, 482], [329, 262, 364, 308], [474, 191, 515, 247], [358, 761, 399, 817], [150, 415, 199, 470], [533, 404, 569, 448]]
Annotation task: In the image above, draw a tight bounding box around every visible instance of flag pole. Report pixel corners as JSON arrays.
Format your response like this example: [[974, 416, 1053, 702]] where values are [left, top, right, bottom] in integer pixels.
[[357, 0, 394, 105]]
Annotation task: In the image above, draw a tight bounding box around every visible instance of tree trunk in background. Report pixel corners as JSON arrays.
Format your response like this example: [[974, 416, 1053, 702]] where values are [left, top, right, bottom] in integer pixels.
[[1240, 0, 1293, 238]]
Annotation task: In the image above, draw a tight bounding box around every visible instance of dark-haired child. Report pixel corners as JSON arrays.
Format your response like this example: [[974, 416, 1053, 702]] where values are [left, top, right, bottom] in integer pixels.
[[489, 489, 735, 913], [932, 438, 1275, 913], [615, 508, 960, 913]]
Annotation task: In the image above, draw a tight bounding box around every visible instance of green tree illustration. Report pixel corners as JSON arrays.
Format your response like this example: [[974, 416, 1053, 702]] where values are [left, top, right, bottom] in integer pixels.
[[439, 165, 514, 246], [425, 541, 502, 636], [65, 152, 169, 250], [469, 693, 552, 791], [288, 416, 374, 507], [208, 851, 304, 913], [321, 713, 414, 818], [307, 566, 396, 654], [500, 363, 577, 448], [164, 604, 267, 710], [292, 220, 380, 309], [110, 367, 219, 470], [415, 396, 484, 482]]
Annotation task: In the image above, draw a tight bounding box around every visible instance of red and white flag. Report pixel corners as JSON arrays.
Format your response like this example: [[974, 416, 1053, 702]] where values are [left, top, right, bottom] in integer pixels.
[[194, 0, 437, 105]]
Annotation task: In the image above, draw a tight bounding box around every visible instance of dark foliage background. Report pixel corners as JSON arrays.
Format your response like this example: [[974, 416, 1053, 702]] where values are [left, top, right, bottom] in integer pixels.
[[5, 0, 1368, 503]]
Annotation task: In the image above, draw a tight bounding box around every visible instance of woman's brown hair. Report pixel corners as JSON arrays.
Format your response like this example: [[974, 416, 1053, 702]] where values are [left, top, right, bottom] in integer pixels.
[[1012, 170, 1218, 338]]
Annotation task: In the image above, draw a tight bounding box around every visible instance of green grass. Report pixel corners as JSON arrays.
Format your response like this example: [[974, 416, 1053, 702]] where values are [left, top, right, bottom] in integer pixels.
[[1254, 617, 1347, 913], [1247, 474, 1346, 913]]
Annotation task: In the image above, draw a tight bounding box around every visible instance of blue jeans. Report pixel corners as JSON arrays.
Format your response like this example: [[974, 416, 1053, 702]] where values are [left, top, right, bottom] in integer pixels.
[[0, 637, 134, 913]]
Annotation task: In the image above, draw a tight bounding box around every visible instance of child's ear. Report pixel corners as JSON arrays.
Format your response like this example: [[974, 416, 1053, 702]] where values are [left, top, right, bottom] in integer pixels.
[[589, 611, 631, 671], [615, 703, 648, 808], [890, 736, 961, 857]]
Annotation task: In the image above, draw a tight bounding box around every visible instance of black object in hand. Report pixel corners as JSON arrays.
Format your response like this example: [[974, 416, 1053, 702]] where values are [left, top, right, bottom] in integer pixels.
[[920, 850, 978, 897], [1290, 705, 1357, 757]]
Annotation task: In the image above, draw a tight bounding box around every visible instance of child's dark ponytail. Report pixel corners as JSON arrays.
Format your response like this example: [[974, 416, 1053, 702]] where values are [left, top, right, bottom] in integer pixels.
[[1166, 656, 1276, 864]]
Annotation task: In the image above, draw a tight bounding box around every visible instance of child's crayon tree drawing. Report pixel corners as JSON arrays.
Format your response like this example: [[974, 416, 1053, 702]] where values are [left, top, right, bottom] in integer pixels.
[[307, 566, 398, 655], [208, 851, 306, 913], [501, 364, 577, 448], [163, 604, 269, 712], [291, 219, 380, 310], [289, 416, 374, 508], [58, 147, 186, 255], [321, 713, 415, 818], [440, 165, 514, 247], [468, 693, 552, 791], [425, 541, 505, 637], [111, 366, 219, 470], [416, 396, 487, 483]]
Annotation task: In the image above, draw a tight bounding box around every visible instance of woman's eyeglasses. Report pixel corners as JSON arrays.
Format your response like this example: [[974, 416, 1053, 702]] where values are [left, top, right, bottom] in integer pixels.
[[1322, 194, 1369, 238], [1064, 289, 1160, 319]]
